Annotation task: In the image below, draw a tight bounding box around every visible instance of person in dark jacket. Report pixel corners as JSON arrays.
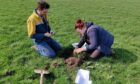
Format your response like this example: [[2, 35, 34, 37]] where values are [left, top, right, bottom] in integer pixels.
[[73, 19, 114, 58]]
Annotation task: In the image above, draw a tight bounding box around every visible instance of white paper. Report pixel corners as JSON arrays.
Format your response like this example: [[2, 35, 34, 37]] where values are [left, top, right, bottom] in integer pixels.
[[75, 69, 92, 84], [72, 42, 87, 48]]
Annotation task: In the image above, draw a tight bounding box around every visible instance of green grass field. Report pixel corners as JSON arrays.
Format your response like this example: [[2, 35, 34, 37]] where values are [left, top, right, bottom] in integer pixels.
[[0, 0, 140, 84]]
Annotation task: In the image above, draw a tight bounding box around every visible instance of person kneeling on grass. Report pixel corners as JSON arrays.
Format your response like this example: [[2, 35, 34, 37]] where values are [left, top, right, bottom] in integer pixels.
[[27, 1, 61, 57], [73, 19, 114, 59]]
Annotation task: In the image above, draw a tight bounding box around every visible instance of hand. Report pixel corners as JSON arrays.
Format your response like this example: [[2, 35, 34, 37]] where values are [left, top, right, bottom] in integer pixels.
[[73, 48, 85, 54], [74, 47, 79, 49], [44, 32, 52, 37]]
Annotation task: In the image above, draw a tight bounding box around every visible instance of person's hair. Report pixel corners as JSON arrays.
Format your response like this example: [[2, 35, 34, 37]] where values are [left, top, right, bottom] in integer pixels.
[[37, 1, 50, 10], [75, 19, 85, 29]]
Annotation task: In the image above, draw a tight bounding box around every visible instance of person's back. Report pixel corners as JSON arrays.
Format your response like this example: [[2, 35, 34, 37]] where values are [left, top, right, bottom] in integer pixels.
[[91, 25, 114, 47], [87, 24, 114, 55]]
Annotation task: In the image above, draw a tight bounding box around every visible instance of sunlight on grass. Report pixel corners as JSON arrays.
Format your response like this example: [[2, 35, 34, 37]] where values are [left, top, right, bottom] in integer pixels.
[[0, 0, 140, 84]]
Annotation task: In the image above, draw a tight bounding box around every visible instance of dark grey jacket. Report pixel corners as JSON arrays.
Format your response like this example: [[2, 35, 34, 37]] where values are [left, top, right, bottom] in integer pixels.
[[77, 22, 114, 55]]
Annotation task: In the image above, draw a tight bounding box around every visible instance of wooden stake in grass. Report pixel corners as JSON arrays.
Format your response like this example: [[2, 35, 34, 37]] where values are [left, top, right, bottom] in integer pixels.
[[34, 69, 50, 84]]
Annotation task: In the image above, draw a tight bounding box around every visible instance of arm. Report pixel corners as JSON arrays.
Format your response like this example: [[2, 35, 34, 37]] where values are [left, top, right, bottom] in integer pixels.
[[77, 35, 85, 48], [86, 28, 98, 51], [73, 35, 86, 54]]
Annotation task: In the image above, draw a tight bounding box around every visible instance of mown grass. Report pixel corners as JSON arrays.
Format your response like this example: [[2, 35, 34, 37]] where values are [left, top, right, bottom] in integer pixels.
[[0, 0, 140, 84]]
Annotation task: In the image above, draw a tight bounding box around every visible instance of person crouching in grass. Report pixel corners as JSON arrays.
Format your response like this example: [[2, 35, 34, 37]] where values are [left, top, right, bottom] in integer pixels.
[[27, 1, 61, 57], [73, 19, 114, 59]]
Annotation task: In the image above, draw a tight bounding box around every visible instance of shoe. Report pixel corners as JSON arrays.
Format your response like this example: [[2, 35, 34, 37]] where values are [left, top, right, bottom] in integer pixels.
[[31, 45, 38, 51]]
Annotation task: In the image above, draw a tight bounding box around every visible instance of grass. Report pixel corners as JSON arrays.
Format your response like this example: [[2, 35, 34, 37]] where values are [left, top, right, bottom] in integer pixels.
[[0, 0, 140, 84]]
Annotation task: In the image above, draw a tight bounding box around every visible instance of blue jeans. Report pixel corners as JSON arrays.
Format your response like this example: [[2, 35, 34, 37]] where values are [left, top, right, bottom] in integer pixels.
[[34, 38, 61, 57]]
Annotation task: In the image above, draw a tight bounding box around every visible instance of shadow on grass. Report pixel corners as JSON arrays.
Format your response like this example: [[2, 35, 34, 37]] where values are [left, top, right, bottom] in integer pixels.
[[58, 46, 137, 64], [100, 48, 138, 64], [0, 70, 16, 79], [44, 72, 56, 83], [57, 45, 74, 59]]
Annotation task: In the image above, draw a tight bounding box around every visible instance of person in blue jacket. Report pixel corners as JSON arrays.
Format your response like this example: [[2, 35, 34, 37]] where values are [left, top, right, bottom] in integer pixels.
[[27, 1, 61, 57], [73, 19, 114, 58]]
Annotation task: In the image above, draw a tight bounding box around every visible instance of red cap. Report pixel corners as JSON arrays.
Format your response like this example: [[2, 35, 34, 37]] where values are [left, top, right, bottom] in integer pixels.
[[75, 19, 84, 29]]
